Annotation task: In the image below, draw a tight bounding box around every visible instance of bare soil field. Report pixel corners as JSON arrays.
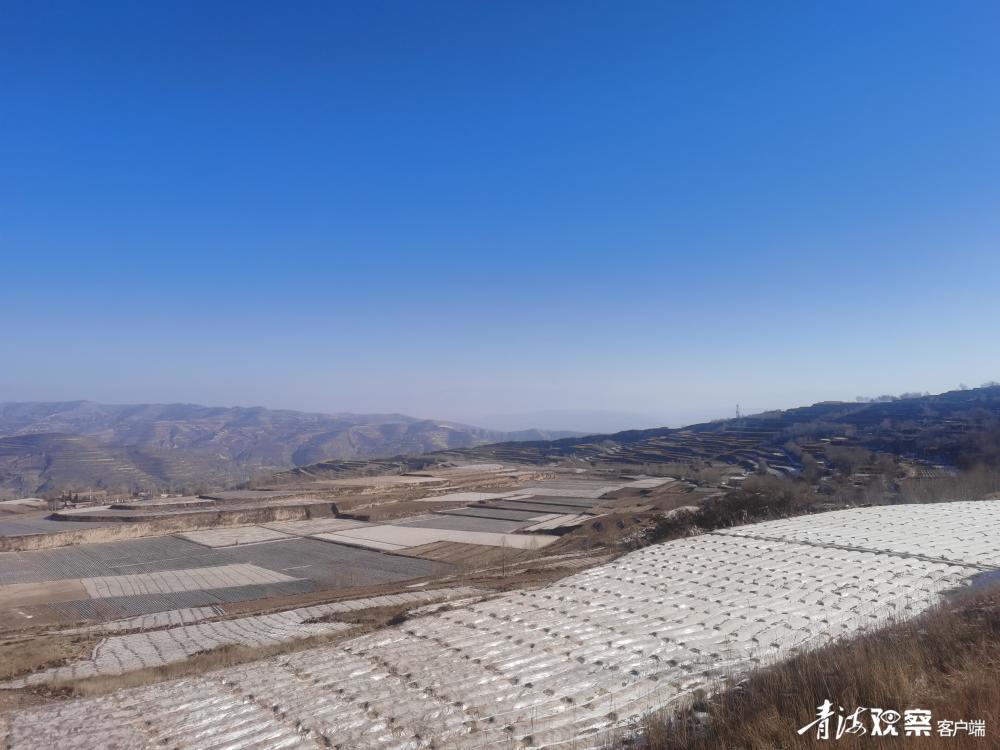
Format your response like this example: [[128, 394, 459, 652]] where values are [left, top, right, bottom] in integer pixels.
[[0, 579, 88, 610]]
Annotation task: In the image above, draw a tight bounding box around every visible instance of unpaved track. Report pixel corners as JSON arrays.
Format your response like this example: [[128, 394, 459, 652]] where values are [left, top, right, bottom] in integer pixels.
[[6, 502, 999, 749]]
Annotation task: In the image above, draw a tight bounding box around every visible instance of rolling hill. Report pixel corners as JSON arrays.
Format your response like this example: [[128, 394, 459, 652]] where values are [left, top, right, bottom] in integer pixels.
[[278, 385, 1000, 483], [439, 385, 1000, 471], [0, 401, 580, 497]]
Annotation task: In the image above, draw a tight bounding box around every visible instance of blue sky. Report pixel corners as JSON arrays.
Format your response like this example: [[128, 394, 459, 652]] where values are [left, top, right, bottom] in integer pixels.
[[2, 2, 999, 432]]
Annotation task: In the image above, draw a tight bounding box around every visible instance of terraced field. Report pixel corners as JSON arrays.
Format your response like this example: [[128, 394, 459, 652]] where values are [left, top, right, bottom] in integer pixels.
[[0, 534, 455, 623], [10, 587, 482, 686], [7, 501, 997, 749]]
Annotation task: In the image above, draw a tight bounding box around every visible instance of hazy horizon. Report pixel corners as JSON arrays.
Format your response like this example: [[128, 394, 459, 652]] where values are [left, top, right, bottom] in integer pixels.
[[4, 3, 999, 430], [3, 383, 996, 437], [0, 397, 726, 434]]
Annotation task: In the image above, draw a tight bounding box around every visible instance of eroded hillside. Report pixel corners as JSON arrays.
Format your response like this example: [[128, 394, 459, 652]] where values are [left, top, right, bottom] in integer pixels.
[[0, 402, 580, 497]]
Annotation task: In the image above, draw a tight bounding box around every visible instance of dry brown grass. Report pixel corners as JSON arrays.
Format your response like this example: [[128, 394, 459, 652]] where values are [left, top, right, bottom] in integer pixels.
[[0, 634, 96, 681], [543, 513, 653, 556], [303, 602, 414, 627], [899, 465, 1000, 504], [401, 540, 539, 568], [614, 584, 1000, 749]]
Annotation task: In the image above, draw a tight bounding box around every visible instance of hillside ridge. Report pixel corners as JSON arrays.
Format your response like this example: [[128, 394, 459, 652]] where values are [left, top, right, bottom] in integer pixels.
[[0, 401, 581, 496]]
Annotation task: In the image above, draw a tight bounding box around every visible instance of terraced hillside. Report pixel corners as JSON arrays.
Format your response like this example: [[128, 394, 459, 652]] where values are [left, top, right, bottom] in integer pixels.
[[0, 402, 580, 497], [0, 433, 160, 497], [7, 501, 997, 749], [423, 385, 1000, 473]]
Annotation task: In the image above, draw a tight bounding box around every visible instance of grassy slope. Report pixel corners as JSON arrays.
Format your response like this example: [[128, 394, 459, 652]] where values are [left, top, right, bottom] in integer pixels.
[[618, 583, 1000, 749]]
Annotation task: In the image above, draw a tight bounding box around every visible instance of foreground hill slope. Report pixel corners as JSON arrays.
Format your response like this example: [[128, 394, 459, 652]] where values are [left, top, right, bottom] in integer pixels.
[[0, 401, 578, 496], [7, 501, 997, 748]]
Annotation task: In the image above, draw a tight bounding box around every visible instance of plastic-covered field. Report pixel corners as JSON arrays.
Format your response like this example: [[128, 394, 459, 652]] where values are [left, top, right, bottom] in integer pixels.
[[9, 587, 483, 686], [0, 534, 459, 622], [46, 580, 319, 621], [314, 524, 559, 552], [8, 502, 999, 749], [0, 537, 228, 585], [176, 527, 296, 547], [517, 482, 628, 498], [0, 517, 112, 537], [261, 518, 368, 535], [0, 535, 455, 590], [715, 502, 1000, 567], [626, 478, 675, 489], [413, 491, 508, 503], [80, 563, 299, 598], [391, 513, 528, 534], [60, 605, 224, 634]]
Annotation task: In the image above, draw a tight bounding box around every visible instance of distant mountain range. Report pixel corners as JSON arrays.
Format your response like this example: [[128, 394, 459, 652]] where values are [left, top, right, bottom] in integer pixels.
[[0, 401, 581, 497], [9, 387, 998, 498], [269, 386, 1000, 489]]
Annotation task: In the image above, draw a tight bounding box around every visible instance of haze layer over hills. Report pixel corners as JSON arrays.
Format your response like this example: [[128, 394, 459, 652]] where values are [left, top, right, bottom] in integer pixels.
[[0, 401, 579, 496]]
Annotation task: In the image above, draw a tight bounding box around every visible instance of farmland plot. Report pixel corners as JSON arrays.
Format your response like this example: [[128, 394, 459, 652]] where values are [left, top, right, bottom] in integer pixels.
[[80, 564, 299, 598], [177, 527, 296, 548], [9, 587, 484, 686], [0, 535, 458, 623], [59, 605, 224, 634], [6, 502, 999, 749]]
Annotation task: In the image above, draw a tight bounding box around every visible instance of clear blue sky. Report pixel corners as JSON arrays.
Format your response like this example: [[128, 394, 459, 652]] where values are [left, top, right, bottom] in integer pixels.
[[3, 2, 999, 432]]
